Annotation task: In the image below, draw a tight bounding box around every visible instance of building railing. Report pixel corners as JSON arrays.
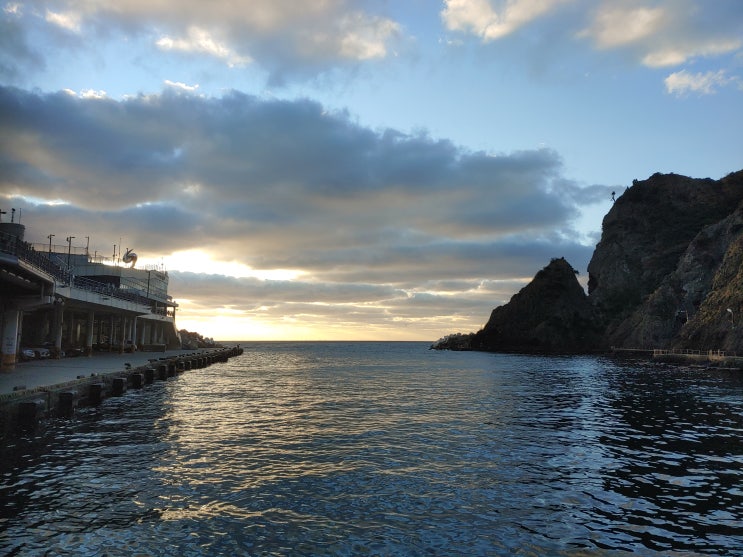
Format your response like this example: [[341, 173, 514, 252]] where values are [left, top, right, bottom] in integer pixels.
[[1, 230, 67, 281], [1, 230, 173, 311], [653, 348, 703, 356], [653, 348, 737, 358], [28, 242, 167, 273]]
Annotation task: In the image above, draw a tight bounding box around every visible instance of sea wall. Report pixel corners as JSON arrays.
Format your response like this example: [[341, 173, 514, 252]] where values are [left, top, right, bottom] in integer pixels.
[[0, 346, 243, 432], [652, 348, 743, 368]]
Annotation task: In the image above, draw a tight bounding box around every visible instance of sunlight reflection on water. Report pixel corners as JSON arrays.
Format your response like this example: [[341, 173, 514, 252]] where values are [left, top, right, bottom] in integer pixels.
[[2, 343, 743, 556]]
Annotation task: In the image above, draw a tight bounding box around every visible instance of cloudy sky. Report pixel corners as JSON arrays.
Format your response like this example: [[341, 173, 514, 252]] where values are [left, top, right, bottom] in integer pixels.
[[1, 0, 742, 341]]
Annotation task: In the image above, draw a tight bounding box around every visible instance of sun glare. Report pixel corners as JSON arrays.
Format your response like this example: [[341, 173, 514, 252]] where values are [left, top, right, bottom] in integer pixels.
[[139, 249, 303, 280]]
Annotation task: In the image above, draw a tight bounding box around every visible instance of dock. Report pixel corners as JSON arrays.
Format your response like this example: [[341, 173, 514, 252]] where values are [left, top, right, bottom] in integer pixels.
[[0, 345, 243, 431]]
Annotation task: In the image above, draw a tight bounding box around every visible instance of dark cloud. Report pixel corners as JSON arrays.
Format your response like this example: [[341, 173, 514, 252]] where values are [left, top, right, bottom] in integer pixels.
[[0, 16, 45, 81], [1, 85, 604, 338]]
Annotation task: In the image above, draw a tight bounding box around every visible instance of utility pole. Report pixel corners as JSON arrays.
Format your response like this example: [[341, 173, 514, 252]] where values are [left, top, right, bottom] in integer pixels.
[[66, 236, 75, 269]]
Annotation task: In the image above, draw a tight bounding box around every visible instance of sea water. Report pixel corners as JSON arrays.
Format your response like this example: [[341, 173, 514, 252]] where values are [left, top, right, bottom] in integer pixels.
[[2, 342, 743, 556]]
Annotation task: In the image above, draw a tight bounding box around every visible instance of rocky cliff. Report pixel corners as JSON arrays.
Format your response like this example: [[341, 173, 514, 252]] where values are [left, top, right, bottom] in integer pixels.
[[469, 258, 603, 353], [433, 170, 743, 353]]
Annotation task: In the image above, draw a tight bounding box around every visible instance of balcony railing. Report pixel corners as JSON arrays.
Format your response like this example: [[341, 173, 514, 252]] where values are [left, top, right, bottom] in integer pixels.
[[1, 231, 166, 310]]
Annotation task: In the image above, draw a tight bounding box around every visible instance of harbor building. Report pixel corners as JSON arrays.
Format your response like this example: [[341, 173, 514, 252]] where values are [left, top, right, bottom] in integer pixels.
[[0, 218, 180, 368]]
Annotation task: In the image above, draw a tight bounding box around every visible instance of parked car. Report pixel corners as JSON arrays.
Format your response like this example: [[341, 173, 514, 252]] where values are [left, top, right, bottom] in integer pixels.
[[32, 347, 51, 359], [20, 348, 36, 361]]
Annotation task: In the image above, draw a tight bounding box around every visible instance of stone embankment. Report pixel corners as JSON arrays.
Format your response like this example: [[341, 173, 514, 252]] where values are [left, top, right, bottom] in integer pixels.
[[0, 345, 243, 431], [651, 348, 743, 368]]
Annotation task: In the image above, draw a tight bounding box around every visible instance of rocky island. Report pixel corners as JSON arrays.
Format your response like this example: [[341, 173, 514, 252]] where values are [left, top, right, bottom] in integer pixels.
[[433, 169, 743, 354]]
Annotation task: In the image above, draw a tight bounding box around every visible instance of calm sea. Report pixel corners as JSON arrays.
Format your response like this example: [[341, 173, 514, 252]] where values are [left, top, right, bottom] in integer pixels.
[[2, 342, 743, 556]]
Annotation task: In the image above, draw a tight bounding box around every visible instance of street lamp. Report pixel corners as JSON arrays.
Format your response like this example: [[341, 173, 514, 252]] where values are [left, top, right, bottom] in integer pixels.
[[48, 234, 55, 254], [727, 308, 734, 328], [66, 236, 75, 269]]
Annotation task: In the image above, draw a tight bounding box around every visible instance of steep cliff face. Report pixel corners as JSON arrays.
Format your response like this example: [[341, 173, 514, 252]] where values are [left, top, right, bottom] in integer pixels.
[[605, 206, 743, 348], [433, 170, 743, 354], [470, 258, 602, 353], [588, 170, 743, 349], [587, 171, 743, 343], [671, 207, 743, 351]]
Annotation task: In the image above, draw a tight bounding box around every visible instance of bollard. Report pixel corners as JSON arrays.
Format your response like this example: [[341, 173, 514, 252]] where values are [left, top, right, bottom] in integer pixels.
[[18, 399, 46, 423], [157, 364, 168, 381], [89, 383, 104, 405], [131, 373, 144, 389], [144, 367, 155, 384], [112, 377, 127, 396], [185, 359, 192, 371], [167, 362, 176, 377], [58, 391, 77, 417]]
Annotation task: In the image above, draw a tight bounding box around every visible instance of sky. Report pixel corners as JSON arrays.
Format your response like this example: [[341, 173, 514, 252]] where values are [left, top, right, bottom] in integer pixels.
[[1, 0, 742, 341]]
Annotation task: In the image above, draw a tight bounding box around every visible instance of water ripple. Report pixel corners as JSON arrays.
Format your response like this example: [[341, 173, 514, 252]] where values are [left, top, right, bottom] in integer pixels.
[[2, 344, 743, 556]]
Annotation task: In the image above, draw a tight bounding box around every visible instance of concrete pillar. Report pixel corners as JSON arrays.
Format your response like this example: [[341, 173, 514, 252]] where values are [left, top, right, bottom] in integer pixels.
[[54, 303, 64, 358], [131, 317, 138, 351], [109, 315, 115, 351], [67, 311, 75, 346], [1, 308, 21, 368], [85, 311, 95, 356], [119, 315, 126, 353]]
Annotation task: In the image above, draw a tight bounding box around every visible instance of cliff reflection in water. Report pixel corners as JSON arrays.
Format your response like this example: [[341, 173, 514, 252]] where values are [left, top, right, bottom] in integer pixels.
[[2, 342, 743, 556]]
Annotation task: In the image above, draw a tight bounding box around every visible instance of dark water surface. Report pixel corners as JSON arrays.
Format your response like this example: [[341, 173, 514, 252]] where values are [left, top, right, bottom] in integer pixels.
[[2, 342, 743, 556]]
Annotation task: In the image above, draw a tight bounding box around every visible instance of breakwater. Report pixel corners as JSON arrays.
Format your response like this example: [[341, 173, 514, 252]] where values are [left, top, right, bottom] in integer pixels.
[[0, 346, 243, 431]]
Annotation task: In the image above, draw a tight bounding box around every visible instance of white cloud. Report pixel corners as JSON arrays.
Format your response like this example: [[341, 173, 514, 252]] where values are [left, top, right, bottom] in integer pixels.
[[164, 80, 200, 92], [642, 38, 742, 68], [664, 69, 732, 96], [581, 6, 665, 48], [45, 9, 81, 32], [18, 0, 403, 83], [4, 3, 21, 15], [79, 89, 108, 99], [581, 1, 743, 69], [336, 14, 400, 60], [442, 1, 742, 75], [441, 0, 566, 41], [60, 88, 108, 99], [156, 26, 251, 67]]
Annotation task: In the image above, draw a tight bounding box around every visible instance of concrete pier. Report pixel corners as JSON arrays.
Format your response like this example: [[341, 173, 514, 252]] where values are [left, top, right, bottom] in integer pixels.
[[0, 345, 243, 430]]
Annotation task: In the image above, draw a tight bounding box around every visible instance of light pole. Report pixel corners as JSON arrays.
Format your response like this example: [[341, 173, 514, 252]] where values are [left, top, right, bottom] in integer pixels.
[[48, 234, 55, 254], [727, 308, 734, 329], [66, 236, 75, 269]]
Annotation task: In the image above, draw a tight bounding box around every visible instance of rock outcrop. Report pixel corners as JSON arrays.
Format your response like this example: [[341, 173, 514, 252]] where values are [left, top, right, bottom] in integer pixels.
[[587, 171, 743, 347], [469, 258, 603, 353], [433, 170, 743, 353]]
